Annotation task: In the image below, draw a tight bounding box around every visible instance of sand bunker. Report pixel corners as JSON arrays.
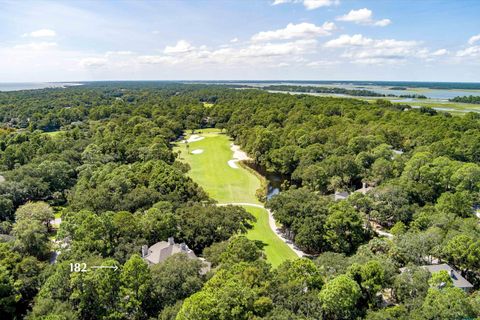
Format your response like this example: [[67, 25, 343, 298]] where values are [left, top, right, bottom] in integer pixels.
[[191, 149, 204, 154], [228, 160, 239, 169], [186, 135, 205, 143], [228, 143, 251, 169], [231, 143, 251, 161]]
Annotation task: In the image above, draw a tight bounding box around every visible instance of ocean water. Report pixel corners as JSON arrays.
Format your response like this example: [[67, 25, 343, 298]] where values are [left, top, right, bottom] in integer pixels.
[[202, 80, 480, 100], [0, 82, 80, 92]]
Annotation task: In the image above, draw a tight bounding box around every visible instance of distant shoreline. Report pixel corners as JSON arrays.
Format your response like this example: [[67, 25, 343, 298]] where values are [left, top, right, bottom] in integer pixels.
[[0, 82, 84, 92]]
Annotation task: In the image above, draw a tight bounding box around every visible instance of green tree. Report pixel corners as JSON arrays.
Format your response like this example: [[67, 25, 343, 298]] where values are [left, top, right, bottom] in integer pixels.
[[0, 196, 14, 221], [348, 260, 387, 307], [428, 270, 453, 289], [365, 305, 409, 320], [220, 236, 263, 265], [177, 262, 271, 320], [15, 201, 54, 232], [435, 191, 474, 218], [176, 204, 254, 252], [269, 259, 323, 318], [416, 287, 475, 320], [0, 266, 17, 318], [318, 274, 361, 320], [119, 254, 152, 319], [442, 234, 473, 270], [140, 207, 177, 245], [12, 220, 50, 260], [392, 265, 430, 310], [150, 253, 204, 310], [324, 202, 367, 254]]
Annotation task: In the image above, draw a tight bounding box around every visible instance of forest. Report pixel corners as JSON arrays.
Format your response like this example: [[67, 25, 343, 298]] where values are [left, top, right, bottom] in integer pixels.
[[450, 95, 480, 104], [0, 83, 479, 319], [253, 84, 428, 99]]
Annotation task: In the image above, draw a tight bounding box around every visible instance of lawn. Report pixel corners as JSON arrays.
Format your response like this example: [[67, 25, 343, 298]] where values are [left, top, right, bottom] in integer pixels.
[[174, 129, 297, 267], [43, 130, 65, 138], [175, 129, 261, 204], [243, 206, 298, 267]]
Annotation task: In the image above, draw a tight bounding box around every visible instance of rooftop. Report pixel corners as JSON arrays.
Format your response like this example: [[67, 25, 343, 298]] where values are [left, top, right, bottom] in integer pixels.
[[401, 264, 473, 290], [143, 237, 197, 264], [142, 237, 211, 274]]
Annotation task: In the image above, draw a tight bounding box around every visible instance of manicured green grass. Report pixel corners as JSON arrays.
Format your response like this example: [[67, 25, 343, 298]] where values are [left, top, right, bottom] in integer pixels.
[[174, 129, 297, 266], [43, 130, 64, 138], [243, 206, 298, 267], [175, 130, 261, 204]]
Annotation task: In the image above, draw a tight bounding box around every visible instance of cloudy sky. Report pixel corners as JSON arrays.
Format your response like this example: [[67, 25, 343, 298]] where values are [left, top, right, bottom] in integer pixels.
[[0, 0, 479, 82]]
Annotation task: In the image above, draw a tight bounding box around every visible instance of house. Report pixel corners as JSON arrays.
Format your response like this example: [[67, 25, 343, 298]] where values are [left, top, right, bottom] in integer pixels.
[[401, 264, 473, 292], [141, 237, 211, 274], [392, 149, 404, 155], [355, 182, 373, 195], [334, 183, 372, 201], [334, 191, 349, 201], [473, 205, 480, 219]]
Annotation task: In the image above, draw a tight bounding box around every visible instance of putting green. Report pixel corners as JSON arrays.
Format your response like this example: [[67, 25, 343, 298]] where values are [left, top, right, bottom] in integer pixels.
[[175, 129, 297, 267]]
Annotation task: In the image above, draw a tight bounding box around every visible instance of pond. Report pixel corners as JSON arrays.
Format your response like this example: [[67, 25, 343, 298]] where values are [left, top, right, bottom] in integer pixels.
[[244, 161, 284, 200]]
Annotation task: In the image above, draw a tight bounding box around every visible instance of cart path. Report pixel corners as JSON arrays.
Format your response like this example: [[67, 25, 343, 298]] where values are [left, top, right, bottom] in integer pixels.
[[217, 202, 307, 257]]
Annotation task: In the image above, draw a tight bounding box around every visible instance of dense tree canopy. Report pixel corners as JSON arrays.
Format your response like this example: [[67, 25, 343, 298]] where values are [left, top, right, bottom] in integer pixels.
[[0, 83, 479, 319]]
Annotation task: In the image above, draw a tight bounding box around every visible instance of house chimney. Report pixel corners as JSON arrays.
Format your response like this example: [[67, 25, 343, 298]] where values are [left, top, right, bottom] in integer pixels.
[[168, 237, 175, 245], [141, 245, 148, 258]]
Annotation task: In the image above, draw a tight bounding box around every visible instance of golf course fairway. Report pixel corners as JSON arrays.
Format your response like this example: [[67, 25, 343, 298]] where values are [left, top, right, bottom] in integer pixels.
[[175, 129, 298, 267]]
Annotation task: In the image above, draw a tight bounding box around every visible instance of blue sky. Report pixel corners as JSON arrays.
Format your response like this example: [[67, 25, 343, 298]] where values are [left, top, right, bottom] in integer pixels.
[[0, 0, 478, 82]]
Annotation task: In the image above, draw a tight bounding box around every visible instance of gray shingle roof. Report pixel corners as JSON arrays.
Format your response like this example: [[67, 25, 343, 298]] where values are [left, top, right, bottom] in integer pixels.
[[144, 241, 197, 264], [402, 264, 473, 289]]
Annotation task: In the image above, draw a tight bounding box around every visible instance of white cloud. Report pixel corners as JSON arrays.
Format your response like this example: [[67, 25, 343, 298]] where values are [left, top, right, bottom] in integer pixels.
[[136, 39, 316, 69], [457, 46, 480, 57], [303, 0, 339, 10], [272, 0, 290, 4], [468, 34, 480, 45], [337, 8, 391, 27], [105, 51, 134, 56], [337, 8, 372, 23], [164, 40, 195, 54], [325, 34, 418, 49], [230, 38, 239, 43], [238, 39, 317, 57], [22, 29, 57, 38], [374, 19, 392, 27], [271, 0, 339, 10], [307, 60, 339, 67], [14, 42, 58, 50], [79, 57, 108, 68], [324, 34, 373, 47], [137, 55, 179, 64], [252, 22, 335, 42], [431, 49, 448, 56], [324, 34, 430, 64]]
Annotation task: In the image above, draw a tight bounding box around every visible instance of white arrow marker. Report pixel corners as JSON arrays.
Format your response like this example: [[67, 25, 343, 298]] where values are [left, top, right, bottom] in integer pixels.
[[90, 265, 119, 271]]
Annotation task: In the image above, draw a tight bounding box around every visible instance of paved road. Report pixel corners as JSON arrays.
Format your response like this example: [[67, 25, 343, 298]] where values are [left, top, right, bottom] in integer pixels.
[[369, 221, 394, 239], [217, 202, 307, 258]]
